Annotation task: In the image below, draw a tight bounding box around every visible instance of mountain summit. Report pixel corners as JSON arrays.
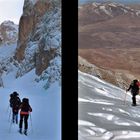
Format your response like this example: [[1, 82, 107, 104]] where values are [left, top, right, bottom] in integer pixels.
[[79, 2, 140, 25], [0, 20, 18, 45]]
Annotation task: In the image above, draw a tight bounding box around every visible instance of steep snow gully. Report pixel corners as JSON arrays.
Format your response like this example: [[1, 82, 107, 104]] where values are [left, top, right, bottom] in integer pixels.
[[0, 69, 61, 140]]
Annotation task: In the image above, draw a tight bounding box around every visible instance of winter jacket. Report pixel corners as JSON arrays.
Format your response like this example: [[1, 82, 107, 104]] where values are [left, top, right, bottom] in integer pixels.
[[19, 102, 32, 115], [127, 81, 140, 95], [10, 96, 21, 113]]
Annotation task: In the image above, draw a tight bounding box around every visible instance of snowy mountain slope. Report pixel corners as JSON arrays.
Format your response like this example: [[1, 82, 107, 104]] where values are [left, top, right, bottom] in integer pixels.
[[0, 69, 61, 140], [0, 43, 17, 87], [78, 70, 140, 140]]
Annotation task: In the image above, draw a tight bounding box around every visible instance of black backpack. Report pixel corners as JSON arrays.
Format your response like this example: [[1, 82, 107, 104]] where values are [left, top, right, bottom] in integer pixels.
[[131, 79, 138, 86], [9, 94, 14, 107], [12, 97, 21, 107], [21, 98, 30, 112], [131, 79, 139, 92]]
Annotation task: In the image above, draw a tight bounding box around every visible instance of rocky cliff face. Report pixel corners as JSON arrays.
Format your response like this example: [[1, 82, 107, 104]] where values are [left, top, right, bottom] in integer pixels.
[[0, 21, 18, 45], [14, 0, 61, 88]]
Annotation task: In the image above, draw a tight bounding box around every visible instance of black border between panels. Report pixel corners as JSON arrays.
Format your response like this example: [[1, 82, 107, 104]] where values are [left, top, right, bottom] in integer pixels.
[[62, 0, 78, 139]]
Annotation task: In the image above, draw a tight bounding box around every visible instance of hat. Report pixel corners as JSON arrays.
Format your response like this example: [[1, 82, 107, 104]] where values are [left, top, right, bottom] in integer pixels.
[[22, 98, 29, 103], [13, 91, 19, 96]]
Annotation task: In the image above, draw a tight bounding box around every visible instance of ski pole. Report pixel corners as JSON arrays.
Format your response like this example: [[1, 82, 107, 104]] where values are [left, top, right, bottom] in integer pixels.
[[30, 113, 33, 133], [8, 109, 11, 122], [9, 119, 13, 133], [6, 104, 10, 113], [124, 90, 127, 105]]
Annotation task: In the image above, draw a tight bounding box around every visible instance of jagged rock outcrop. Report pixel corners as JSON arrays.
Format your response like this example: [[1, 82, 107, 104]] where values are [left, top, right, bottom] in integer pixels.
[[14, 0, 61, 88], [0, 20, 18, 45], [16, 0, 53, 61]]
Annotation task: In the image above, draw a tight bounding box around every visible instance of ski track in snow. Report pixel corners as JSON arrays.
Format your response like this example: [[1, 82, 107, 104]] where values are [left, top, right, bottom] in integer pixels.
[[79, 71, 140, 140], [0, 69, 61, 140]]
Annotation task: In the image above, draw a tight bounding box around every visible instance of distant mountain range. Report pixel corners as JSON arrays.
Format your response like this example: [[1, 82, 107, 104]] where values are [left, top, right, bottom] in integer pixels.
[[79, 0, 140, 5], [78, 2, 140, 88]]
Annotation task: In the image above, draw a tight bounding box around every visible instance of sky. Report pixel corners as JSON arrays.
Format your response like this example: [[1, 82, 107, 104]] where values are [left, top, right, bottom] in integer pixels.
[[0, 0, 24, 25]]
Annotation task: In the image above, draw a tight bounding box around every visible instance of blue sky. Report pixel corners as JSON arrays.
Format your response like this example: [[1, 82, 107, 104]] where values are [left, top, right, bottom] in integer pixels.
[[0, 0, 24, 24]]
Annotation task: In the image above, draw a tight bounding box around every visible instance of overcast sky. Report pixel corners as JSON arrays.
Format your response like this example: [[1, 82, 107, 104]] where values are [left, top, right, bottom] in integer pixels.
[[0, 0, 24, 24]]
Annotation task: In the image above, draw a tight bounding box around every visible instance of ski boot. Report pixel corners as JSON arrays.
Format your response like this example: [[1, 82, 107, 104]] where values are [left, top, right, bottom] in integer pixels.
[[24, 129, 27, 135], [19, 128, 22, 134], [132, 103, 137, 106]]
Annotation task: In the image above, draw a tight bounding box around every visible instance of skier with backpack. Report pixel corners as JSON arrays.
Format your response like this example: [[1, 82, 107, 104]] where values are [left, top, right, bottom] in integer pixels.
[[19, 98, 32, 135], [9, 91, 21, 124], [126, 79, 140, 106]]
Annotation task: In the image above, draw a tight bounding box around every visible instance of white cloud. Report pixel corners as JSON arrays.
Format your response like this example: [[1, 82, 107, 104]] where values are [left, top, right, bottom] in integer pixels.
[[0, 0, 24, 24]]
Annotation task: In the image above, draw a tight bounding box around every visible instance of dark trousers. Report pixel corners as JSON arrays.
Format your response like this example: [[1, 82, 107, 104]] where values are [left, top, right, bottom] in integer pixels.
[[131, 92, 138, 105], [12, 112, 18, 123], [19, 114, 29, 130], [132, 93, 137, 105]]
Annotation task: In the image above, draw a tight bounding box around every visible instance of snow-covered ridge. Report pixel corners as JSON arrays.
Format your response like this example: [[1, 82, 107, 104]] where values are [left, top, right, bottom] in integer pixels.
[[92, 2, 100, 7], [99, 5, 113, 17], [1, 20, 18, 30], [80, 2, 140, 17], [108, 3, 117, 7]]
